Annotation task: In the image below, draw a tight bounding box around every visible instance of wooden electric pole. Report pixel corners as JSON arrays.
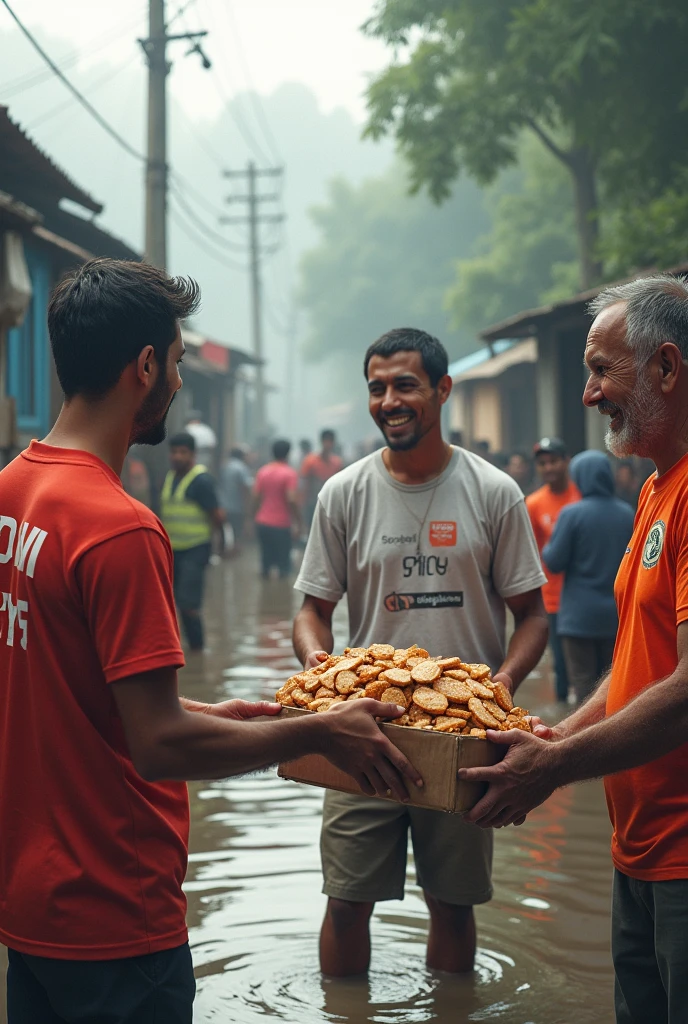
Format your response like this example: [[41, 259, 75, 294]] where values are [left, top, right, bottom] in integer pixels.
[[222, 162, 283, 444], [139, 0, 209, 269]]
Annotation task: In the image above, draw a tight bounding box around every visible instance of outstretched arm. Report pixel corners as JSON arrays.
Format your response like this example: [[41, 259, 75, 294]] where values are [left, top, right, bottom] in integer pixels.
[[460, 623, 688, 828]]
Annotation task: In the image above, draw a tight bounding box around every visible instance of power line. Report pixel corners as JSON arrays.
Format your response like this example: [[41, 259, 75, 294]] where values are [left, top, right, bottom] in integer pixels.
[[169, 194, 248, 271], [26, 57, 134, 131], [197, 0, 272, 164], [169, 180, 248, 253], [224, 0, 282, 165], [0, 13, 142, 98], [0, 0, 145, 163]]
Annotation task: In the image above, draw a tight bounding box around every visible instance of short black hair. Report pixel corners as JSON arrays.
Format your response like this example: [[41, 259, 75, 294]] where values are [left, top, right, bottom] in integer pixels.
[[363, 328, 449, 387], [230, 446, 245, 459], [273, 438, 291, 461], [169, 432, 195, 451], [321, 429, 335, 443], [48, 258, 200, 399]]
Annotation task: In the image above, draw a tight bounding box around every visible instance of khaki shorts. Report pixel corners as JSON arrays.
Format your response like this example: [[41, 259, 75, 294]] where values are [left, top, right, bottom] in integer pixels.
[[320, 790, 493, 905]]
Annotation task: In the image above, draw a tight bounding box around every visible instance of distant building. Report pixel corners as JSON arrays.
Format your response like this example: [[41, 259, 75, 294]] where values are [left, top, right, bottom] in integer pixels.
[[477, 262, 688, 456], [0, 105, 138, 462], [449, 338, 537, 455], [0, 106, 260, 484]]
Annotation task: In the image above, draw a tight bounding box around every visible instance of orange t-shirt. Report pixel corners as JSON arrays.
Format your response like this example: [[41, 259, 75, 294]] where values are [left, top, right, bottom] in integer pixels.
[[0, 442, 188, 959], [606, 453, 688, 880], [526, 481, 581, 613]]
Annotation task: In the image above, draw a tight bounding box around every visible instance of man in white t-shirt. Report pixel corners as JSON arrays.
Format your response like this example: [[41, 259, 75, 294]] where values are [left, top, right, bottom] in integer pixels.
[[293, 327, 548, 977]]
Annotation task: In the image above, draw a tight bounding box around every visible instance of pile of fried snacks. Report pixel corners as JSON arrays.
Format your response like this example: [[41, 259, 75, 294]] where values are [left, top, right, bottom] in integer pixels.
[[276, 644, 531, 738]]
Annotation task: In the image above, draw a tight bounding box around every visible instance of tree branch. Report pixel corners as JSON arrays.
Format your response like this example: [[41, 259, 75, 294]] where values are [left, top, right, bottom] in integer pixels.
[[524, 117, 572, 167]]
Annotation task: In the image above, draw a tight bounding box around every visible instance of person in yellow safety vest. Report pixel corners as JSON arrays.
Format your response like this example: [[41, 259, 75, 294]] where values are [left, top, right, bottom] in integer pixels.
[[161, 432, 224, 651]]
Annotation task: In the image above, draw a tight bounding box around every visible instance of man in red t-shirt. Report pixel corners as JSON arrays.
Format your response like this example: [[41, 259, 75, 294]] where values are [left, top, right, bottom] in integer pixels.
[[0, 259, 420, 1023], [526, 438, 581, 701], [300, 428, 343, 530]]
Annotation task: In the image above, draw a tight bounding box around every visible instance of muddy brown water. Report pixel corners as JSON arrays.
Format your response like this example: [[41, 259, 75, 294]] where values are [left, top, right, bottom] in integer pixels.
[[1, 554, 616, 1023]]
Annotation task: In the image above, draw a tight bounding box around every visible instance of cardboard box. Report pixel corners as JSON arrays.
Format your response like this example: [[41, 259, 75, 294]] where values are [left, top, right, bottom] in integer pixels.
[[277, 706, 501, 813]]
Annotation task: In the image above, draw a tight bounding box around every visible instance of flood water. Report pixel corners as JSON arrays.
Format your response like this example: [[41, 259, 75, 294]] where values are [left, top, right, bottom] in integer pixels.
[[181, 553, 616, 1024]]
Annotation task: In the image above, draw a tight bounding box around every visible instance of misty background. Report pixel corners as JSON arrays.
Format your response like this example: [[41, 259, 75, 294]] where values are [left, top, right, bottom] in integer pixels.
[[4, 0, 682, 454]]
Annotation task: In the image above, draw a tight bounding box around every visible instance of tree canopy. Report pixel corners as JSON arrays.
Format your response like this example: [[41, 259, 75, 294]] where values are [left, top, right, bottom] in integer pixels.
[[363, 0, 688, 288], [447, 137, 578, 335], [298, 166, 489, 363]]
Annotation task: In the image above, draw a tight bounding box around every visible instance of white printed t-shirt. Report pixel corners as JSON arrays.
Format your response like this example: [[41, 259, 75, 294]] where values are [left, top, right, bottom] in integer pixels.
[[295, 447, 546, 670]]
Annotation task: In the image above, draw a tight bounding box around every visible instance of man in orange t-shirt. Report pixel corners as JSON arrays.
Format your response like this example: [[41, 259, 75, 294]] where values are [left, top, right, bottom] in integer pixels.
[[526, 437, 581, 701], [459, 274, 688, 1024], [0, 259, 419, 1023]]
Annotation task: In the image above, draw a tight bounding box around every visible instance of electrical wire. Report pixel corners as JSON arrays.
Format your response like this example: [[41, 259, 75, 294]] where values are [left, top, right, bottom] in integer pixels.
[[169, 180, 248, 252], [0, 0, 145, 163], [26, 57, 134, 130], [169, 193, 248, 271], [197, 0, 272, 164], [224, 0, 282, 165], [0, 13, 143, 98]]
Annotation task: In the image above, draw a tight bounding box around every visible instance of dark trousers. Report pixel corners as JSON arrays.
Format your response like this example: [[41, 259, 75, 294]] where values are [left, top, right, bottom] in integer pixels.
[[172, 543, 210, 650], [612, 870, 688, 1024], [561, 635, 616, 702], [7, 942, 195, 1024], [547, 612, 570, 701], [256, 524, 292, 578]]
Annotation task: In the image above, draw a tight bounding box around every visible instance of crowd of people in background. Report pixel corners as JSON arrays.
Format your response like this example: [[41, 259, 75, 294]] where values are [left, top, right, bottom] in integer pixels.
[[163, 410, 651, 710]]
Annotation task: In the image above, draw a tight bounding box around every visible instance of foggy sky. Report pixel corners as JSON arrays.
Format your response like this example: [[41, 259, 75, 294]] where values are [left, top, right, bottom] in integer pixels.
[[0, 0, 395, 446]]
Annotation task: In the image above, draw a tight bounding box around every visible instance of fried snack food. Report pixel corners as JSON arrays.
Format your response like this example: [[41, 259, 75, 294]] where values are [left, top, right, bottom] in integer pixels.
[[275, 643, 532, 738], [410, 660, 442, 684], [335, 670, 362, 695], [412, 686, 448, 715], [434, 677, 474, 704], [380, 685, 409, 708], [380, 667, 413, 685]]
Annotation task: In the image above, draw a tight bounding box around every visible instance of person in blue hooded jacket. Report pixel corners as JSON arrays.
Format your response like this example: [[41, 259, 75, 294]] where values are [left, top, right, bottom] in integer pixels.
[[542, 449, 635, 703]]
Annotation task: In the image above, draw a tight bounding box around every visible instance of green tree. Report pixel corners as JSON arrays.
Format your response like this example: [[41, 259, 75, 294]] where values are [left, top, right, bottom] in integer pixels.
[[364, 0, 688, 289], [298, 165, 489, 362], [447, 138, 578, 334]]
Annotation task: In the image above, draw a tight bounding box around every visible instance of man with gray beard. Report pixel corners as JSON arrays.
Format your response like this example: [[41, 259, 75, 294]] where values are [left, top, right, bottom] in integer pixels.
[[458, 275, 688, 1024]]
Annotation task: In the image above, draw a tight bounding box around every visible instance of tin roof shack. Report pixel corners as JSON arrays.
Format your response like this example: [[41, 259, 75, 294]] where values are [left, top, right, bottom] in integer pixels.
[[449, 339, 537, 455], [479, 263, 688, 456], [0, 106, 138, 463], [180, 327, 261, 474]]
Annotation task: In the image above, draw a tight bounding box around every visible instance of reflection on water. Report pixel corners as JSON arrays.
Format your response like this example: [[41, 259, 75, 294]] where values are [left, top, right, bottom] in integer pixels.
[[181, 555, 615, 1024]]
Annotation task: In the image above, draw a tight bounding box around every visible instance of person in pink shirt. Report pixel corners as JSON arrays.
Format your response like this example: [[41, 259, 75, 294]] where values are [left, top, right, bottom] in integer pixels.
[[253, 438, 301, 578]]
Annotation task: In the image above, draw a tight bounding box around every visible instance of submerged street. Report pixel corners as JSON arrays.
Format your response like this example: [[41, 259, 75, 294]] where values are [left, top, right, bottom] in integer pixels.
[[180, 552, 615, 1024]]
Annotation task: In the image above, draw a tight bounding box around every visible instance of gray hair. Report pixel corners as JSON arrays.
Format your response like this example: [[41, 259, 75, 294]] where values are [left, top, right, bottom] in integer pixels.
[[587, 274, 688, 364]]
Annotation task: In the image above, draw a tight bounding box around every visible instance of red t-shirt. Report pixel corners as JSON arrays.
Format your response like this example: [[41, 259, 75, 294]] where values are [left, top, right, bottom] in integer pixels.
[[526, 481, 581, 613], [607, 455, 688, 880], [0, 442, 188, 960], [254, 461, 299, 528], [300, 452, 343, 506]]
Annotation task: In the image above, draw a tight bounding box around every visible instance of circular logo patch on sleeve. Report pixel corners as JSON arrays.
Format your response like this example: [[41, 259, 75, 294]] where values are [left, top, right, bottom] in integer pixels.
[[642, 520, 666, 569]]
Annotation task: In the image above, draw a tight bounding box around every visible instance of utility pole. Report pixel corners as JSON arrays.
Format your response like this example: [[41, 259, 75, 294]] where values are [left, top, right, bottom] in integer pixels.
[[222, 162, 283, 444], [139, 0, 210, 269]]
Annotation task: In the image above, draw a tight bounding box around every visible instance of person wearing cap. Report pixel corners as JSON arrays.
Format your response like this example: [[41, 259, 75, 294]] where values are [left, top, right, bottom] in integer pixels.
[[526, 438, 581, 701]]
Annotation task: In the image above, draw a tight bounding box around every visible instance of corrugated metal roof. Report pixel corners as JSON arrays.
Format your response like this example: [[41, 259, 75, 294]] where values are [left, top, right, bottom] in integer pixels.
[[480, 260, 688, 344], [452, 338, 537, 384], [0, 106, 102, 214], [448, 339, 516, 379]]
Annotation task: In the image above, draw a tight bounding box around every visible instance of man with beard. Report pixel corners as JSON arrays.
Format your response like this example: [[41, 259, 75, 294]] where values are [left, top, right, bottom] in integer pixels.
[[293, 327, 548, 976], [161, 432, 224, 651], [459, 275, 688, 1024], [0, 260, 421, 1023]]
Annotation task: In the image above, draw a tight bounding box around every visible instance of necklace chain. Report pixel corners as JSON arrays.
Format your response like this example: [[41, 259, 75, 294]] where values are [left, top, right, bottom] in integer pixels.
[[389, 445, 453, 555]]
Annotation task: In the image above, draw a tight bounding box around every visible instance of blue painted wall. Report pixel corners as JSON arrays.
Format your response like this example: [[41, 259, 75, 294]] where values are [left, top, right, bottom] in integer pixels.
[[7, 243, 50, 438]]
